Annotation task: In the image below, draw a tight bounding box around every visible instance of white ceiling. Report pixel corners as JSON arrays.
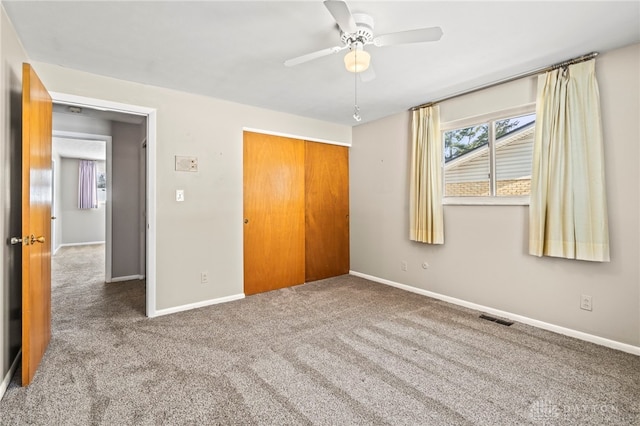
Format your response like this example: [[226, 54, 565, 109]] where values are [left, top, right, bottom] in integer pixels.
[[53, 137, 106, 161], [4, 1, 639, 127]]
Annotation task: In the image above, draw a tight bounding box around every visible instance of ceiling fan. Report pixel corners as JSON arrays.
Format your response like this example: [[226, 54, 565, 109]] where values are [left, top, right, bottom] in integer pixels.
[[284, 0, 443, 80]]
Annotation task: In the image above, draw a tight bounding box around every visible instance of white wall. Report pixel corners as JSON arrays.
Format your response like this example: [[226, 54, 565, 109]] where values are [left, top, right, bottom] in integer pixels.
[[351, 43, 640, 348], [54, 111, 111, 135], [0, 3, 28, 393], [31, 61, 352, 311], [59, 157, 106, 244], [111, 121, 144, 279], [51, 153, 61, 252]]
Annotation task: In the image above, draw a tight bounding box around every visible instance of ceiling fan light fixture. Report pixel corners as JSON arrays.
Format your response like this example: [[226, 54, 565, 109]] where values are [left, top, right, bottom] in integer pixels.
[[344, 45, 370, 73]]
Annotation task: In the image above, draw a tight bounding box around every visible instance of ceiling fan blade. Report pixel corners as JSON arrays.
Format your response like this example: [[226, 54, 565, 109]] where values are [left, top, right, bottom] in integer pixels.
[[373, 26, 443, 47], [284, 46, 345, 67], [360, 65, 376, 83], [324, 0, 357, 34]]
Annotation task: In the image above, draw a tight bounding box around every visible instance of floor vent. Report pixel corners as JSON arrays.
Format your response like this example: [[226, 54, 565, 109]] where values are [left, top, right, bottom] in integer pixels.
[[479, 314, 514, 326]]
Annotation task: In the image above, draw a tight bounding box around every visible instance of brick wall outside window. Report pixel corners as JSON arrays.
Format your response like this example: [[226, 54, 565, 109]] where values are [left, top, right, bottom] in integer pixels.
[[445, 179, 531, 197]]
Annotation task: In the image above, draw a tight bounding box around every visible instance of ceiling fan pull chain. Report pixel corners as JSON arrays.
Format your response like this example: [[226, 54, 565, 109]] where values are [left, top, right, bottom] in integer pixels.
[[353, 47, 361, 122]]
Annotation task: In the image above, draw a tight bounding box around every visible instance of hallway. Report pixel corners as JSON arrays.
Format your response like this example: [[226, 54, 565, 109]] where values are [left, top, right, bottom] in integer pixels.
[[52, 244, 146, 320]]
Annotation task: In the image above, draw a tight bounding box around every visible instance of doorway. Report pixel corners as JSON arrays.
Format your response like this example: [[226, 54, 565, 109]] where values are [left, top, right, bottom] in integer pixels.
[[49, 92, 157, 317], [51, 132, 110, 275]]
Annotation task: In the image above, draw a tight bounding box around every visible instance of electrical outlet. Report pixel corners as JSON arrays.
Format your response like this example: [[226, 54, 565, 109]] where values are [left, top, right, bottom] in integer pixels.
[[201, 271, 209, 284], [580, 294, 592, 311], [401, 261, 408, 272]]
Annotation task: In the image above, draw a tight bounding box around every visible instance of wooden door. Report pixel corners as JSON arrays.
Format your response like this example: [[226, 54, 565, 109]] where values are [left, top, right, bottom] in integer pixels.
[[243, 132, 305, 295], [21, 63, 52, 386], [305, 142, 350, 282]]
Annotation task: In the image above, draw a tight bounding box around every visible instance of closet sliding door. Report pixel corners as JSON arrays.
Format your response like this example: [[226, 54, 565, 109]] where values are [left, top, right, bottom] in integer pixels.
[[305, 141, 349, 282], [243, 132, 305, 295], [243, 132, 349, 296]]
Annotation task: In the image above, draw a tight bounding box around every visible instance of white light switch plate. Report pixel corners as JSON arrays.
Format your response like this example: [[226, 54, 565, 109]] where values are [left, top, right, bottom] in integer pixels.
[[176, 189, 185, 202]]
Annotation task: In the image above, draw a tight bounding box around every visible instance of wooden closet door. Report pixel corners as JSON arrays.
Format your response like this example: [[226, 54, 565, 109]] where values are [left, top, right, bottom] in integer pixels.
[[305, 141, 350, 282], [243, 132, 305, 295]]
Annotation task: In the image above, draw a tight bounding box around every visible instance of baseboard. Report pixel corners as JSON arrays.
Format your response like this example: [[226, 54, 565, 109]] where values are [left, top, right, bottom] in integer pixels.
[[350, 271, 640, 356], [0, 350, 21, 401], [58, 241, 105, 248], [110, 275, 144, 283], [154, 293, 245, 317]]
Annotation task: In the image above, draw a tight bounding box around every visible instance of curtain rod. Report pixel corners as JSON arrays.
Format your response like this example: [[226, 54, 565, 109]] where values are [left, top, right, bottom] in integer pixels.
[[410, 52, 598, 111]]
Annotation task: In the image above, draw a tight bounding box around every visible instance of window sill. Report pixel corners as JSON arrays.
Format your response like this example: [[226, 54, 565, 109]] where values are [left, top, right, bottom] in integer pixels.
[[443, 196, 530, 206]]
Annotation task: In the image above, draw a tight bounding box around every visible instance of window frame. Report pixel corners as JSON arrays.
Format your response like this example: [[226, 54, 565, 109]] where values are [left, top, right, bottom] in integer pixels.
[[441, 103, 536, 206]]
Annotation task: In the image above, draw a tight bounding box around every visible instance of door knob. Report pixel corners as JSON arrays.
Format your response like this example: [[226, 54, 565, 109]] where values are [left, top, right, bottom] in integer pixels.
[[30, 235, 45, 244]]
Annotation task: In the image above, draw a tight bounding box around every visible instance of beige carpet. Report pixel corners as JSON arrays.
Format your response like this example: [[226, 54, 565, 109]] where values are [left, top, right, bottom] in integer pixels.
[[1, 244, 638, 425]]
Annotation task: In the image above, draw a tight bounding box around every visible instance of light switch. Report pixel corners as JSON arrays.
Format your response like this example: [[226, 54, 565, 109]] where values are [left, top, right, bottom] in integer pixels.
[[176, 189, 185, 202]]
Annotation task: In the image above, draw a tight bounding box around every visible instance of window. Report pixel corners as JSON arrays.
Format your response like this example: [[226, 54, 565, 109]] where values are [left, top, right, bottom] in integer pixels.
[[97, 161, 107, 204], [443, 109, 535, 204]]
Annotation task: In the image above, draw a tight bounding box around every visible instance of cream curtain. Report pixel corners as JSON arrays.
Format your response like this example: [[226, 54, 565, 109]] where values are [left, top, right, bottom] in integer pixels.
[[529, 59, 609, 261], [410, 105, 444, 244]]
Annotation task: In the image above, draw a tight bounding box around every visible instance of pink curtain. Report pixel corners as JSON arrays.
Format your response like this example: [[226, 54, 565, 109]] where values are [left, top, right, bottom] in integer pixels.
[[78, 160, 98, 209]]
